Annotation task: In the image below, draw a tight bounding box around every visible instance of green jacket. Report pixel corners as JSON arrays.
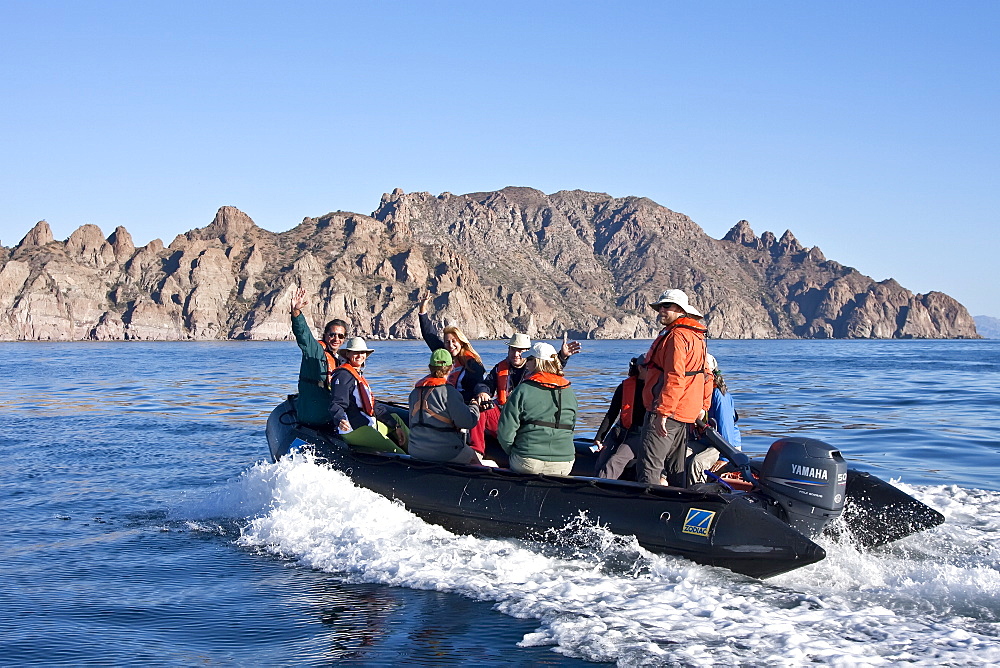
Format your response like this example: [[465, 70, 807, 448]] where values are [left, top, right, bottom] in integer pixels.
[[497, 375, 577, 462], [291, 313, 335, 426]]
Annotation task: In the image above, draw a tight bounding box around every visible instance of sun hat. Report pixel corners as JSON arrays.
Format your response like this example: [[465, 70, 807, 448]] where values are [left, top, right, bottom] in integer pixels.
[[525, 342, 558, 362], [649, 288, 703, 317], [506, 333, 531, 349], [706, 353, 718, 372], [429, 348, 453, 367], [340, 337, 375, 354]]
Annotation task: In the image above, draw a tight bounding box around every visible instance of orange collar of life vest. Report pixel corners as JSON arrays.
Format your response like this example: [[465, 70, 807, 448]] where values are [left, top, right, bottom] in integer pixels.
[[526, 371, 570, 389], [339, 364, 375, 415], [415, 376, 448, 388]]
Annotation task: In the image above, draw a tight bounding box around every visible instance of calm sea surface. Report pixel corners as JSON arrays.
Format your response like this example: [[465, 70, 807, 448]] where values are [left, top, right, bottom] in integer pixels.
[[1, 339, 998, 666]]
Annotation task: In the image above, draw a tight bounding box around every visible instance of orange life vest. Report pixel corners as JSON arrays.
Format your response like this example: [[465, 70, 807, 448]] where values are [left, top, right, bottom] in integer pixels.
[[526, 371, 571, 389], [645, 317, 708, 375], [446, 367, 465, 389], [412, 376, 455, 428], [495, 359, 513, 405], [642, 316, 710, 422], [620, 376, 637, 430], [339, 364, 375, 416], [323, 349, 339, 390]]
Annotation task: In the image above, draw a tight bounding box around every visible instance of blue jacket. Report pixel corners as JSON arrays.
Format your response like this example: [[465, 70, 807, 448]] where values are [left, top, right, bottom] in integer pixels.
[[708, 388, 741, 451]]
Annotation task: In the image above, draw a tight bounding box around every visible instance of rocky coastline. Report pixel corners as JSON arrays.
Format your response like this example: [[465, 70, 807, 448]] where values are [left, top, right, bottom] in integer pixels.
[[0, 187, 979, 341]]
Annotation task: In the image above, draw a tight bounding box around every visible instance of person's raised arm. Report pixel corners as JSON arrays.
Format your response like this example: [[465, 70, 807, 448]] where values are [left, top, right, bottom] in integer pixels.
[[291, 287, 308, 319], [559, 331, 582, 365], [417, 291, 446, 351]]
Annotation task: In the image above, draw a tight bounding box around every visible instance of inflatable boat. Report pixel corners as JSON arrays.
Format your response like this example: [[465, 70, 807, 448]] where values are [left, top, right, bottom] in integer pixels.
[[265, 397, 944, 579]]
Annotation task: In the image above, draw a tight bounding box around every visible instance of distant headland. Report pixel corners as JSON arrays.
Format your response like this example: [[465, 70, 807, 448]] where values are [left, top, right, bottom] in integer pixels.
[[0, 187, 979, 341]]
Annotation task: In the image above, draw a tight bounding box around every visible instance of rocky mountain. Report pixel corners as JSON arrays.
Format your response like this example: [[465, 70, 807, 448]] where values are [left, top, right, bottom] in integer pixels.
[[0, 187, 979, 341], [974, 315, 1000, 339]]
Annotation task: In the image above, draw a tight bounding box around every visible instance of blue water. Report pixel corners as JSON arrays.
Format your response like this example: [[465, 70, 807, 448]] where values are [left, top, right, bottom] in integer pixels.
[[1, 339, 998, 666]]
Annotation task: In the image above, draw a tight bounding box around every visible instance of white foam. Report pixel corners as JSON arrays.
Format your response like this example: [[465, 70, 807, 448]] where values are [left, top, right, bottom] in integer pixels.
[[219, 456, 1000, 665]]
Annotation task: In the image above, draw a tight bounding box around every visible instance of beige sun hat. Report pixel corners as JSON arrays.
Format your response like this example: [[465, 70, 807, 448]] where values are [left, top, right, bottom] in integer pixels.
[[340, 337, 375, 354], [649, 288, 703, 317], [525, 342, 558, 361], [506, 333, 531, 349]]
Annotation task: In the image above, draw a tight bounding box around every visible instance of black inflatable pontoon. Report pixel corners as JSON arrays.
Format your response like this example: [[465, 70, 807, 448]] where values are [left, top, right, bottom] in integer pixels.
[[265, 397, 944, 579]]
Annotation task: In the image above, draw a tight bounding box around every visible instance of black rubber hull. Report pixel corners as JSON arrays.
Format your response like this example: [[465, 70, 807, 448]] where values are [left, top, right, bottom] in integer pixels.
[[266, 400, 825, 579]]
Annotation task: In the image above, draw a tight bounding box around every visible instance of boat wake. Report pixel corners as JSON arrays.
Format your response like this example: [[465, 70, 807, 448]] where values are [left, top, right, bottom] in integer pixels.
[[187, 454, 1000, 665]]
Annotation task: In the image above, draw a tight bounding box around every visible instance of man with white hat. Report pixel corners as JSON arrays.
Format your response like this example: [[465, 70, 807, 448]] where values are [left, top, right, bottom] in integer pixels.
[[638, 289, 713, 487]]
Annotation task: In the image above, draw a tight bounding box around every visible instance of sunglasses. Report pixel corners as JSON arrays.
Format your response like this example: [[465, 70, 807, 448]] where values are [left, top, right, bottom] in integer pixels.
[[326, 332, 347, 339]]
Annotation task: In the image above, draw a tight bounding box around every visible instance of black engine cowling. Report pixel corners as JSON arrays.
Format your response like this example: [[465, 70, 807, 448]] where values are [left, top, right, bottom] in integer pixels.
[[756, 437, 848, 537]]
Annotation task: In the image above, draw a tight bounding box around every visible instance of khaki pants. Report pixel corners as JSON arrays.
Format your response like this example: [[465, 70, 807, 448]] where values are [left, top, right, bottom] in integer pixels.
[[508, 452, 574, 476]]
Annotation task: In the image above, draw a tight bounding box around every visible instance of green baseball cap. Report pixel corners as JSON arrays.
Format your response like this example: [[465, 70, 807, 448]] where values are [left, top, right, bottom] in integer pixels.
[[430, 348, 453, 367]]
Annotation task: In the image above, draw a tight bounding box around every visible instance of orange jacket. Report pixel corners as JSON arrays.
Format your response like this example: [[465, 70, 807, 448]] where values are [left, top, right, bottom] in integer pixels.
[[642, 316, 712, 423]]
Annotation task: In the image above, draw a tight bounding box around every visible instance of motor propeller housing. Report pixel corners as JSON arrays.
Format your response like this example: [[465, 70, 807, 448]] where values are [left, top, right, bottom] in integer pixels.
[[756, 437, 848, 537]]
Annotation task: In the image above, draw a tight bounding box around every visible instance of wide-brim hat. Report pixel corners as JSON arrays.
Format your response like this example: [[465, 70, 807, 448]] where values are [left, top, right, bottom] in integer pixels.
[[649, 288, 703, 317], [340, 337, 374, 354], [525, 342, 558, 361], [507, 333, 531, 349]]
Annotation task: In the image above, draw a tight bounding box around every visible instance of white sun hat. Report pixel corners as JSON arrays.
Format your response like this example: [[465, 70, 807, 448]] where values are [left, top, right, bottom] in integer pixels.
[[649, 288, 703, 317], [340, 337, 375, 354], [705, 352, 718, 372], [525, 342, 558, 361]]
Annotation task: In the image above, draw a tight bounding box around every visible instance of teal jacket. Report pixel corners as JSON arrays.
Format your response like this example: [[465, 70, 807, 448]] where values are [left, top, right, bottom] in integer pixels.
[[497, 375, 577, 462], [291, 313, 335, 426]]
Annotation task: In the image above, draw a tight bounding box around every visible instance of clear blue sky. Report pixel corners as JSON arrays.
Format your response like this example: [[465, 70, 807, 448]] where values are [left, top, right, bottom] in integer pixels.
[[2, 1, 997, 316]]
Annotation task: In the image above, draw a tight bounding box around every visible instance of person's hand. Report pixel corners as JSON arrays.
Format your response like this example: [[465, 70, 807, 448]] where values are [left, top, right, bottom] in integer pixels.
[[560, 332, 581, 358], [290, 287, 307, 316], [395, 426, 408, 450], [475, 392, 492, 406], [653, 414, 668, 437], [593, 438, 604, 452], [338, 418, 351, 433], [418, 290, 429, 314]]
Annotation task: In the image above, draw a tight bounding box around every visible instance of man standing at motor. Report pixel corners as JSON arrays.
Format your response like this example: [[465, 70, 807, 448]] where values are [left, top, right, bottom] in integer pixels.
[[638, 289, 712, 487]]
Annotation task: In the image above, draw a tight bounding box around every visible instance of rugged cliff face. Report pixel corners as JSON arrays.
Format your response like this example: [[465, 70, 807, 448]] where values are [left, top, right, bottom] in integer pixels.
[[0, 187, 979, 341]]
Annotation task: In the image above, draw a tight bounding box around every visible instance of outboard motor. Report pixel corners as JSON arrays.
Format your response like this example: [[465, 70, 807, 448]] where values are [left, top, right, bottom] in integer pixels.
[[757, 437, 848, 537]]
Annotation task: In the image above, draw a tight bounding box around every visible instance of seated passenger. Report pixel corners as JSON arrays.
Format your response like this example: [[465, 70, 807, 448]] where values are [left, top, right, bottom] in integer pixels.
[[707, 355, 741, 450], [290, 287, 348, 427], [417, 294, 487, 452], [593, 355, 647, 479], [687, 353, 742, 483], [497, 342, 577, 476], [328, 337, 406, 453], [407, 349, 481, 464]]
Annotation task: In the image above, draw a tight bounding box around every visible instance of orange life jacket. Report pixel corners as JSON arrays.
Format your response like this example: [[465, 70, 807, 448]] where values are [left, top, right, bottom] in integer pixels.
[[645, 317, 708, 375], [339, 364, 375, 416], [412, 376, 455, 428], [642, 316, 710, 422], [526, 371, 571, 389], [620, 376, 637, 430], [495, 359, 513, 405], [323, 349, 339, 390]]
